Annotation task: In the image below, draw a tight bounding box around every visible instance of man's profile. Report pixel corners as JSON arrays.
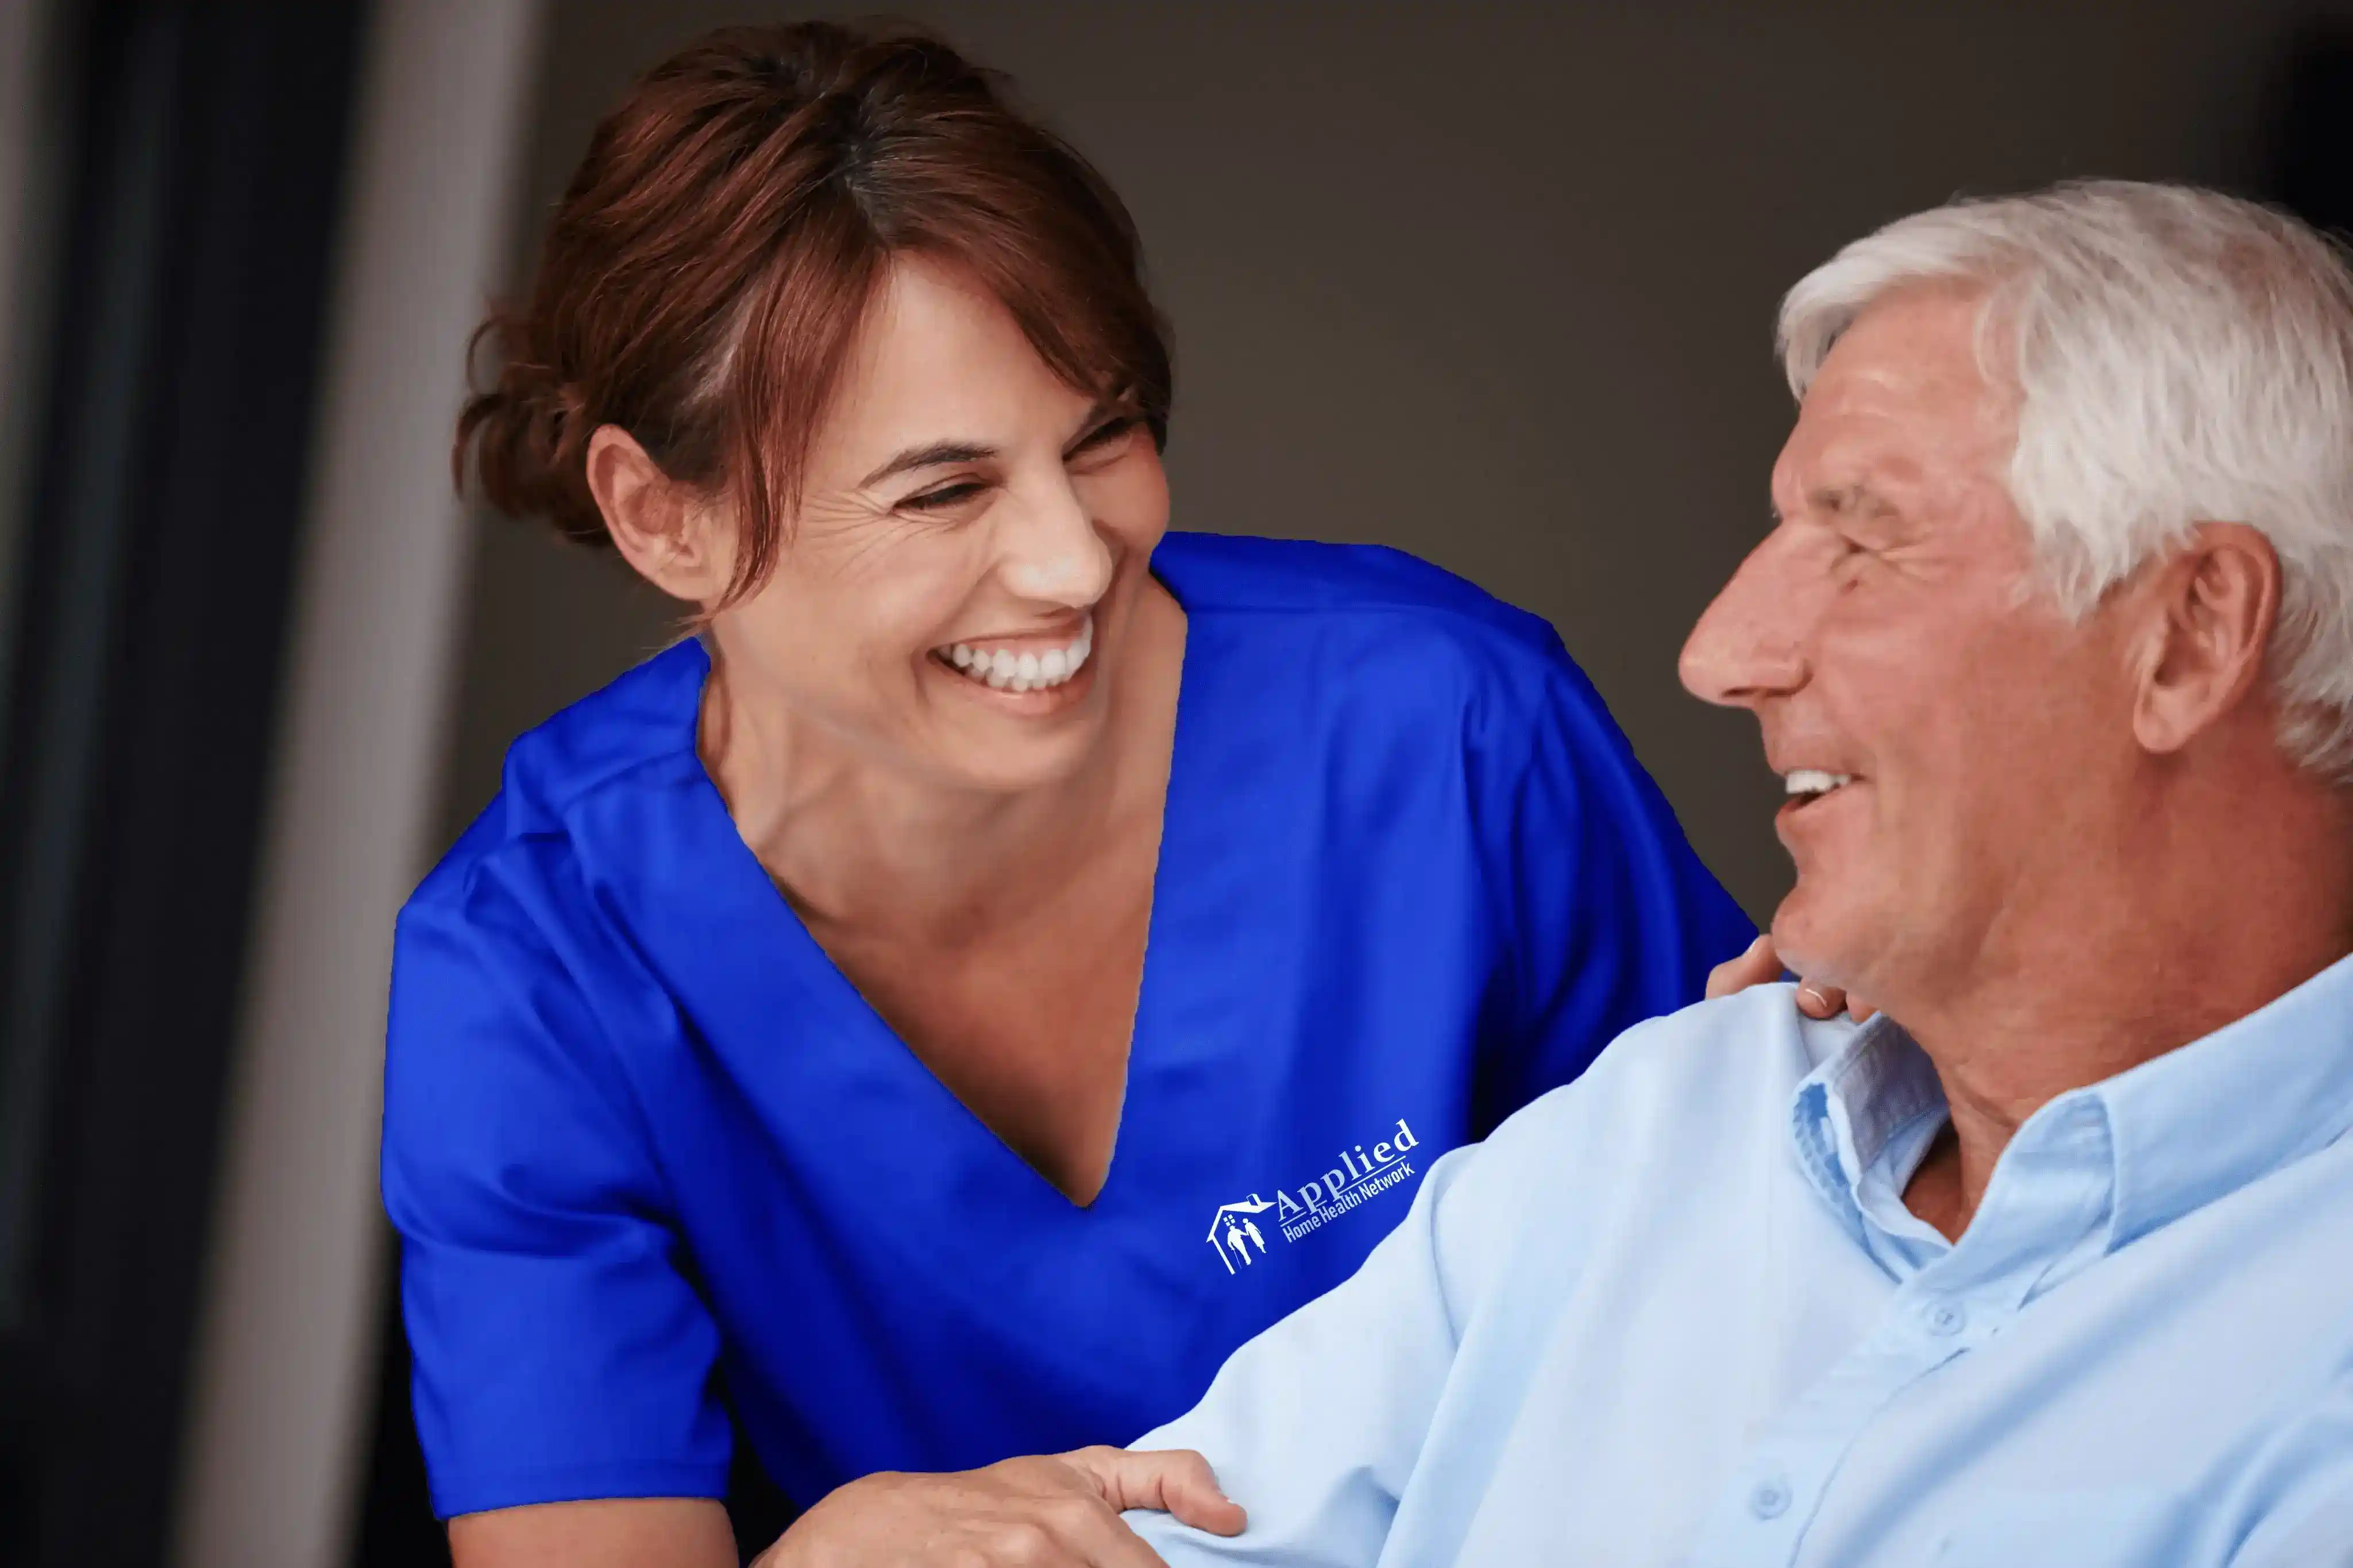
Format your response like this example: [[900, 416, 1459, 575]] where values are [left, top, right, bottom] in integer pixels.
[[1119, 181, 2353, 1567]]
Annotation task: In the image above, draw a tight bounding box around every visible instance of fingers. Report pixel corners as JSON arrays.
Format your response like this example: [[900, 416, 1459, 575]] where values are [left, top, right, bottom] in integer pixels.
[[1062, 1448, 1247, 1537], [1714, 933, 1860, 1022], [1794, 979, 1848, 1019], [1706, 933, 1780, 1000]]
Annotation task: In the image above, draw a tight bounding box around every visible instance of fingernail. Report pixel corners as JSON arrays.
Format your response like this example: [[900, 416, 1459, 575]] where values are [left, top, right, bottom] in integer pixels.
[[1797, 985, 1829, 1011]]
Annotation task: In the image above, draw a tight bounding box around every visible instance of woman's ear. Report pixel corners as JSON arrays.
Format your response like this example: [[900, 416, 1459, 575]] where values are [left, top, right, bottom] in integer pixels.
[[2131, 522, 2282, 757], [584, 424, 735, 603]]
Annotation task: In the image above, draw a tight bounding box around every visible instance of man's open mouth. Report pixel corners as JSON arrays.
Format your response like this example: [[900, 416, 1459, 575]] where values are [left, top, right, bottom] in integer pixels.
[[1781, 768, 1856, 808]]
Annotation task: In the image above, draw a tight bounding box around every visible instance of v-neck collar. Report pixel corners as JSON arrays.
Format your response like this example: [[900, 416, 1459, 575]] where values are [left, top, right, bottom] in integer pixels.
[[601, 576, 1200, 1216]]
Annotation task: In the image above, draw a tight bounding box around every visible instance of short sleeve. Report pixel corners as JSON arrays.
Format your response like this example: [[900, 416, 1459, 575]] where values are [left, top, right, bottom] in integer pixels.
[[1476, 643, 1754, 1123], [381, 875, 732, 1519]]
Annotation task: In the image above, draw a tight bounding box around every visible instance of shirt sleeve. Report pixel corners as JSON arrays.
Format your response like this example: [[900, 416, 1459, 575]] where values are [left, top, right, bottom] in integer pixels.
[[1123, 1087, 1571, 1566], [380, 874, 732, 1519], [1476, 642, 1754, 1126]]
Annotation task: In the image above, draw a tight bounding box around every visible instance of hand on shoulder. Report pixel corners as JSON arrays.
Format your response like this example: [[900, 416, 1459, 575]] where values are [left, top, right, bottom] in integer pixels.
[[1707, 933, 1877, 1022]]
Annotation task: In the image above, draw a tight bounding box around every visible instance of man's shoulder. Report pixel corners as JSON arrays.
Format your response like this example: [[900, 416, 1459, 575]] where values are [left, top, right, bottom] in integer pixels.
[[1472, 986, 1849, 1186], [1402, 988, 1852, 1358]]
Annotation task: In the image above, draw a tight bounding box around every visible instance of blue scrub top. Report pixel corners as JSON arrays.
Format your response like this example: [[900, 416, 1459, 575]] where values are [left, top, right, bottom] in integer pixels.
[[382, 532, 1753, 1519]]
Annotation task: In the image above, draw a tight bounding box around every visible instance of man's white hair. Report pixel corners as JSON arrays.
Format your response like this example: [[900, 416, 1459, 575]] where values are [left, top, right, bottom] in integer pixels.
[[1779, 180, 2353, 783]]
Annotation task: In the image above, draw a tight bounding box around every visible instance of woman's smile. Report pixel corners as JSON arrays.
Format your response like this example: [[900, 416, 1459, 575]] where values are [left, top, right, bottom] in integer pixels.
[[931, 612, 1096, 705]]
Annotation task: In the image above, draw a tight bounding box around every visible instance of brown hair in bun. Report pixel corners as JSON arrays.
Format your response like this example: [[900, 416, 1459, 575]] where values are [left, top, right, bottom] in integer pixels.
[[454, 20, 1172, 606]]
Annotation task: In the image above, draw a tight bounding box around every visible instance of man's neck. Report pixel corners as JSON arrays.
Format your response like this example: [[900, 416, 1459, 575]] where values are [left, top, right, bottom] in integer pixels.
[[1895, 774, 2353, 1242]]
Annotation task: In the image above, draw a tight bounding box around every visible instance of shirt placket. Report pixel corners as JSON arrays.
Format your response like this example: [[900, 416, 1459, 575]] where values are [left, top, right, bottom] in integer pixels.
[[1680, 1288, 1983, 1568], [1683, 1092, 2115, 1567]]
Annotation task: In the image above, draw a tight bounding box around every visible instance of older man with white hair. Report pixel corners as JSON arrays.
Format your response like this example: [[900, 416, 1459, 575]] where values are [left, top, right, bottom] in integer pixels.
[[1015, 181, 2353, 1568]]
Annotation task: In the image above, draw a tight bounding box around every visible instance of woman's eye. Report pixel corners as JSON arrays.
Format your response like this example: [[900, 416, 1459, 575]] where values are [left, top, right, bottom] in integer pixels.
[[901, 481, 986, 512], [1070, 416, 1138, 458]]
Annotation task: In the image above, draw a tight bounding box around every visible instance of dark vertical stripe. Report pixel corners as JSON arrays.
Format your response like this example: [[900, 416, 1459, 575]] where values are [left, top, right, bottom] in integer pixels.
[[0, 2, 371, 1562]]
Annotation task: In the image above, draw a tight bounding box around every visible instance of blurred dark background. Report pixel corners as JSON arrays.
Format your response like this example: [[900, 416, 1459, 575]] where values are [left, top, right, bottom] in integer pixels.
[[0, 2, 2345, 1564]]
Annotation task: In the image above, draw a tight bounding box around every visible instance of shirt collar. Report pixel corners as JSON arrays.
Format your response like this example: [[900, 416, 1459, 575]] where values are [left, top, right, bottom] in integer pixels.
[[1789, 1013, 1945, 1234], [2094, 948, 2353, 1250], [1789, 950, 2353, 1257]]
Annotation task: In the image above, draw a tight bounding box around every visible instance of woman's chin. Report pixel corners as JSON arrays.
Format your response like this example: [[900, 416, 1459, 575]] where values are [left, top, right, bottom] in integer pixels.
[[924, 706, 1109, 795]]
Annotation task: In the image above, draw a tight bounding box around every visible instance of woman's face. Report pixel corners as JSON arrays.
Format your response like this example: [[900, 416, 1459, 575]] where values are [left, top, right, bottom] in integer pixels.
[[707, 254, 1171, 794]]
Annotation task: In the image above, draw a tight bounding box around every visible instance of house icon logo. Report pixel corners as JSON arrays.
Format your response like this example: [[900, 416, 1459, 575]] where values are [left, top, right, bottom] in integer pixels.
[[1206, 1195, 1274, 1275], [1205, 1118, 1424, 1277]]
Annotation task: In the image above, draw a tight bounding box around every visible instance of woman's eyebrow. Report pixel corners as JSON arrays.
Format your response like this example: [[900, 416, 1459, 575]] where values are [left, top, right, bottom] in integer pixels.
[[859, 440, 998, 488]]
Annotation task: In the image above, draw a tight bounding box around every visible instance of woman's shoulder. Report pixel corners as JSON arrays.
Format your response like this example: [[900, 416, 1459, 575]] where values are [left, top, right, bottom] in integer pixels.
[[1155, 531, 1603, 727], [407, 638, 707, 923], [1156, 532, 1559, 652], [389, 650, 704, 1106]]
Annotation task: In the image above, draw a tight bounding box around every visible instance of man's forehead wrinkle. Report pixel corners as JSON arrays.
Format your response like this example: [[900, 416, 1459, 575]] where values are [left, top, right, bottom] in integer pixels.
[[1789, 321, 2023, 544], [1813, 289, 2002, 427], [1812, 356, 1981, 437]]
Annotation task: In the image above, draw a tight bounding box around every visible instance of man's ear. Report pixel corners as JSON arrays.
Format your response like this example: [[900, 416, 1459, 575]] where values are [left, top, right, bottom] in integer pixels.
[[584, 424, 734, 603], [2131, 522, 2282, 756]]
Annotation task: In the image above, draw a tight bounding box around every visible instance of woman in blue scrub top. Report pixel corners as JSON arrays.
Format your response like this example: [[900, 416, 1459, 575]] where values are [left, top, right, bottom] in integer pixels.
[[384, 22, 1758, 1567]]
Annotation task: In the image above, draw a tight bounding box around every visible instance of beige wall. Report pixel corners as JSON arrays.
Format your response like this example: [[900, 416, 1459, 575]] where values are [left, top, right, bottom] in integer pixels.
[[172, 6, 549, 1565], [439, 1, 2349, 920]]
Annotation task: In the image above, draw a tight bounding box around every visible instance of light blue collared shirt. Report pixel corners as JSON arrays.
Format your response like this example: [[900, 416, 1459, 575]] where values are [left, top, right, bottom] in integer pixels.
[[1129, 957, 2353, 1567]]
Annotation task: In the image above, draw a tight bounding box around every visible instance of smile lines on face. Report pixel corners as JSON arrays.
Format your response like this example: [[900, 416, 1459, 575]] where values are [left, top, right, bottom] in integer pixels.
[[938, 615, 1094, 693]]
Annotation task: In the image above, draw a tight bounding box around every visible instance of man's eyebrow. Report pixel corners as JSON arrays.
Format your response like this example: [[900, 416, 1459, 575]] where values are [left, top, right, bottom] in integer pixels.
[[858, 440, 998, 489], [1810, 481, 1899, 518]]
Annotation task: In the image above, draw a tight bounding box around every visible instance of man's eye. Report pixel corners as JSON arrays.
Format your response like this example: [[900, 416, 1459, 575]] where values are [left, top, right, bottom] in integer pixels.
[[1831, 536, 1878, 577], [902, 482, 985, 512]]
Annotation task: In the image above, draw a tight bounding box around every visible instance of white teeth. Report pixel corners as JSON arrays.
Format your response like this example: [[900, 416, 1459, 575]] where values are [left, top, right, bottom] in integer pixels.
[[935, 615, 1096, 694], [1784, 769, 1854, 797]]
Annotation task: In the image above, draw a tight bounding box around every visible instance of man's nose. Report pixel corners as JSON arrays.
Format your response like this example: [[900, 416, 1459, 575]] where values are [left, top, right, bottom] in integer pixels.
[[1679, 532, 1810, 708], [997, 470, 1113, 608]]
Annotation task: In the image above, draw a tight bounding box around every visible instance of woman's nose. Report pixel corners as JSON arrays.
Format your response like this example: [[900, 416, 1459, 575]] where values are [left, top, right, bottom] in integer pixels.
[[998, 474, 1113, 608], [1679, 535, 1809, 709]]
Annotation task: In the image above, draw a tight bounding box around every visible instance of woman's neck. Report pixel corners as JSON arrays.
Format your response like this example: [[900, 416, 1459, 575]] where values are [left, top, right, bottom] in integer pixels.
[[698, 583, 1186, 945]]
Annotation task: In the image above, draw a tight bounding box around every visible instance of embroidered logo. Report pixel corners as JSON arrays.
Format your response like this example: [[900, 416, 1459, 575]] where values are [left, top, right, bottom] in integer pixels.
[[1208, 1118, 1422, 1275]]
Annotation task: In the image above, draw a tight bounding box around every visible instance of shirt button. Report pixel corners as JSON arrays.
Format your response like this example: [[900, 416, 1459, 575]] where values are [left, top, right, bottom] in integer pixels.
[[1924, 1300, 1968, 1336], [1749, 1476, 1792, 1520]]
